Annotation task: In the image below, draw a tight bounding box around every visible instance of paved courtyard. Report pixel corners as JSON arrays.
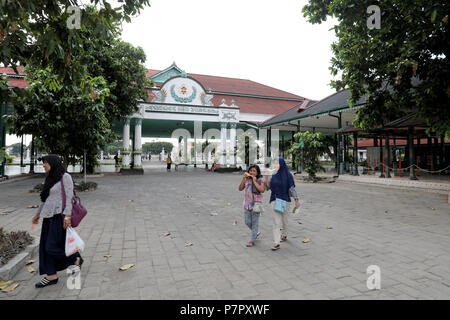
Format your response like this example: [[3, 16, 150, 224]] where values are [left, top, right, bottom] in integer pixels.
[[0, 167, 449, 300]]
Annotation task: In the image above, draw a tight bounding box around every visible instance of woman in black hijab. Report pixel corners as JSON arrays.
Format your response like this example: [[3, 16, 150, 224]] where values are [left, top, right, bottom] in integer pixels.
[[31, 155, 83, 288]]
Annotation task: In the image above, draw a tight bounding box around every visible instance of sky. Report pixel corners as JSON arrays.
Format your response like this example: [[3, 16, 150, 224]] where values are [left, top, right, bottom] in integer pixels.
[[120, 0, 339, 101], [6, 0, 339, 146]]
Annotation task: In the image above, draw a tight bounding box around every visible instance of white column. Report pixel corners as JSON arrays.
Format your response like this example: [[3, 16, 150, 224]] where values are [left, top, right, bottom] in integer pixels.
[[229, 122, 237, 167], [121, 118, 131, 169], [100, 150, 104, 161], [220, 122, 227, 166], [194, 121, 202, 167], [134, 118, 142, 169]]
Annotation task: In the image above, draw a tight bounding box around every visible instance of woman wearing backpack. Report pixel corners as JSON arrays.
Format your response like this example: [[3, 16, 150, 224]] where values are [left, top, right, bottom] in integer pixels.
[[265, 157, 300, 251], [238, 164, 266, 247], [31, 155, 83, 288]]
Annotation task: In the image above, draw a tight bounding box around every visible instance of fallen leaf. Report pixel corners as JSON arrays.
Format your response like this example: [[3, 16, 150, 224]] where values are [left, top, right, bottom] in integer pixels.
[[27, 266, 35, 273], [302, 238, 311, 243], [162, 232, 171, 237], [297, 221, 302, 224], [184, 243, 193, 247], [25, 259, 36, 265], [210, 212, 218, 216], [104, 255, 112, 258], [26, 205, 39, 209], [119, 264, 135, 271], [431, 208, 435, 210], [327, 227, 333, 230], [233, 220, 238, 226], [227, 203, 232, 206], [128, 200, 134, 202], [2, 283, 19, 292], [0, 281, 13, 290]]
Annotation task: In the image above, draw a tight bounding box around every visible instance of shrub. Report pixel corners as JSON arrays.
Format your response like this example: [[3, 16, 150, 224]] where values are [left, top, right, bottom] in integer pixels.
[[0, 228, 34, 266]]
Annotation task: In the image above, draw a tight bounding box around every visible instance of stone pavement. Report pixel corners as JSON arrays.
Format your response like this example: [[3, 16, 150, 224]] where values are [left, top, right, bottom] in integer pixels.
[[0, 166, 449, 300]]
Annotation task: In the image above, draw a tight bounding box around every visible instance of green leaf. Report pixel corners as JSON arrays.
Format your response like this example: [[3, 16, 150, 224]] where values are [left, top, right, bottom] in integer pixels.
[[431, 9, 437, 23]]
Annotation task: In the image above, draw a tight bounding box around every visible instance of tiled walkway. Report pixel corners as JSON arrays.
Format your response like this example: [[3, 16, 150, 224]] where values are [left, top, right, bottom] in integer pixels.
[[1, 167, 449, 299]]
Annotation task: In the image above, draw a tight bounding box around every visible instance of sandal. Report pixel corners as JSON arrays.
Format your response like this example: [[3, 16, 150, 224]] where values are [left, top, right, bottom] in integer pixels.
[[281, 236, 287, 242], [271, 244, 280, 251], [35, 277, 58, 288], [246, 241, 255, 247]]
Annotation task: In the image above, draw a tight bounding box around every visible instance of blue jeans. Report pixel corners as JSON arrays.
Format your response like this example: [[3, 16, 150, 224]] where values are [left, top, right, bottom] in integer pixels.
[[244, 209, 260, 241]]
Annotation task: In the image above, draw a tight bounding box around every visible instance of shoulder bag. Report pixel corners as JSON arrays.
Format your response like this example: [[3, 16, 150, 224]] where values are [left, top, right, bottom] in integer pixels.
[[274, 198, 288, 213], [251, 178, 264, 213], [61, 176, 88, 228]]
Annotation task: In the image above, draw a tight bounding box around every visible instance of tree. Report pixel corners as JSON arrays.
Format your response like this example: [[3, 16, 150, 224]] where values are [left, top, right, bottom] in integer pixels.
[[321, 134, 337, 163], [288, 131, 328, 181], [4, 4, 151, 173], [7, 143, 22, 155], [303, 0, 450, 138], [9, 67, 111, 170], [80, 33, 152, 123], [104, 141, 122, 155], [0, 1, 151, 106], [142, 142, 174, 155]]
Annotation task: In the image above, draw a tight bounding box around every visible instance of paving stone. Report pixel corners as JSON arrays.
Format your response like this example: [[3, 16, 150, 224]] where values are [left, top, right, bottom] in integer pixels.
[[1, 169, 449, 300]]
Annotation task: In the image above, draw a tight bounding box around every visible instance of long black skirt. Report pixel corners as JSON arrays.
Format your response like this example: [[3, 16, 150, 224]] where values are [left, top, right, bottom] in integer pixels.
[[39, 214, 81, 275]]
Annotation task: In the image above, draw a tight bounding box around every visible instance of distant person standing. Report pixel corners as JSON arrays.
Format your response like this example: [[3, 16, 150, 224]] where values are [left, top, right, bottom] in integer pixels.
[[238, 165, 265, 247], [265, 157, 300, 251], [166, 155, 172, 171], [114, 154, 119, 172]]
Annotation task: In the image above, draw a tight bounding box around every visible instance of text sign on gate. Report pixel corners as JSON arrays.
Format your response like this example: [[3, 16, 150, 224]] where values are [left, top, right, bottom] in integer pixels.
[[145, 104, 219, 115]]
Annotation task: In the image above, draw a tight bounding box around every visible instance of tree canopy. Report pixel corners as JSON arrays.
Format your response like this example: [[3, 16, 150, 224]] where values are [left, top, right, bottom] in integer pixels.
[[10, 67, 111, 167], [142, 142, 174, 155], [2, 1, 152, 171], [303, 0, 450, 138], [288, 131, 328, 180]]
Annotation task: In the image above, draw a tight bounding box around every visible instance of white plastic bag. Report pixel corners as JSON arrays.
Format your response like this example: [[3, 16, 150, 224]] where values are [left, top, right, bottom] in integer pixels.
[[65, 227, 85, 257]]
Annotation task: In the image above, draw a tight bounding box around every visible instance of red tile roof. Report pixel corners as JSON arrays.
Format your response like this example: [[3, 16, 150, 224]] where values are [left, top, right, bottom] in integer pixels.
[[211, 94, 302, 114], [147, 69, 305, 100], [0, 66, 26, 76]]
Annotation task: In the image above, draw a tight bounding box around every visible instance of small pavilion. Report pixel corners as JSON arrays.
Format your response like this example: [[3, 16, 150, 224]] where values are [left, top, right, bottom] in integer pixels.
[[259, 89, 449, 180]]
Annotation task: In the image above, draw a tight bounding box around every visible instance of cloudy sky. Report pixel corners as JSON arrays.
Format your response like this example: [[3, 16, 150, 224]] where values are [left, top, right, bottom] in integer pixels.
[[120, 0, 339, 101], [7, 0, 339, 146]]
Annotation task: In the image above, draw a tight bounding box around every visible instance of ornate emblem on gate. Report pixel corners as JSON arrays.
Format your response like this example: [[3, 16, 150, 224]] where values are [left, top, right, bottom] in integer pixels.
[[170, 84, 196, 103], [220, 111, 237, 121]]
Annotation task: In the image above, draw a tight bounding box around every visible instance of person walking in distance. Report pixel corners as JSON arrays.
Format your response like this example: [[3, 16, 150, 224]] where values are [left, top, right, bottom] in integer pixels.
[[31, 155, 83, 288], [265, 157, 300, 250], [238, 165, 266, 247], [166, 154, 172, 171]]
